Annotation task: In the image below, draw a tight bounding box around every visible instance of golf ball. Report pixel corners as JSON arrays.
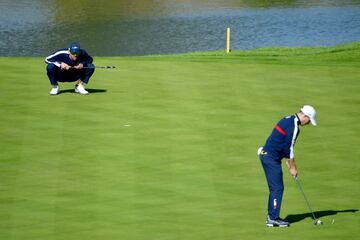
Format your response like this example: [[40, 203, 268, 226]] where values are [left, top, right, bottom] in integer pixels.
[[315, 220, 323, 225]]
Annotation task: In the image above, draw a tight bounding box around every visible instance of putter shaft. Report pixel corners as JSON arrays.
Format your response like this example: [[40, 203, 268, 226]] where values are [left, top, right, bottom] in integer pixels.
[[70, 65, 115, 69], [83, 66, 115, 69], [295, 177, 317, 220]]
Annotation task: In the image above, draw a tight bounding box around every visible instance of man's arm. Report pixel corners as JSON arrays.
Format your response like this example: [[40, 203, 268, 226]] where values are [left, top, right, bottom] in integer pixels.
[[284, 117, 299, 160], [286, 158, 298, 177], [80, 50, 93, 66], [45, 50, 68, 67]]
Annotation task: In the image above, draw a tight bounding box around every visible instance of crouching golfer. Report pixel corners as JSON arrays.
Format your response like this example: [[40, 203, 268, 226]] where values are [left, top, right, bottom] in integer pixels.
[[258, 105, 317, 227], [45, 43, 94, 95]]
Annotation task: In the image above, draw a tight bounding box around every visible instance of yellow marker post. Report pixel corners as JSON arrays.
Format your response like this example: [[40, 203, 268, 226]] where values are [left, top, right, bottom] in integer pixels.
[[226, 27, 231, 53]]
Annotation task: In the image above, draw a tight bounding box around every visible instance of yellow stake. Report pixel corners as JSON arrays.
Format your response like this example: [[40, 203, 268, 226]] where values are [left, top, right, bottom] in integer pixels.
[[226, 27, 231, 53]]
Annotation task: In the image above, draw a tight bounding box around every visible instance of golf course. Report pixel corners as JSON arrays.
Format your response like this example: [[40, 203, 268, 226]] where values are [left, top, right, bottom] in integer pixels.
[[0, 42, 359, 239]]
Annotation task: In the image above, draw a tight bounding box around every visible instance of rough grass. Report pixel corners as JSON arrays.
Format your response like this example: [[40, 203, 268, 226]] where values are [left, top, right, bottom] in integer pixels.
[[0, 42, 359, 240]]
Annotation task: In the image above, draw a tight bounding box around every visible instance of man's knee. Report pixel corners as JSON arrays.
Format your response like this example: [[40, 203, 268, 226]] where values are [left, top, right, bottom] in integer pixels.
[[47, 64, 59, 74], [275, 186, 284, 194], [46, 64, 61, 85], [269, 184, 284, 194], [81, 67, 95, 84], [86, 67, 95, 76]]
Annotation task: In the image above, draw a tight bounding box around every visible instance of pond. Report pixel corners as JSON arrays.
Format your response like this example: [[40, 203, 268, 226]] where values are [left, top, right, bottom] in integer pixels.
[[1, 0, 360, 56]]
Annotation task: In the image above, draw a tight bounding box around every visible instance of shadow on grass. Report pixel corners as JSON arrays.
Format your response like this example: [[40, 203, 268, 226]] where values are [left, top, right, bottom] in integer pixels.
[[58, 88, 107, 94], [285, 209, 358, 223]]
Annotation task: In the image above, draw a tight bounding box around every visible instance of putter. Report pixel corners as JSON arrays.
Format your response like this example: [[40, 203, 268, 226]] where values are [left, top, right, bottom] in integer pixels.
[[70, 65, 116, 69], [82, 65, 116, 69], [294, 176, 323, 225]]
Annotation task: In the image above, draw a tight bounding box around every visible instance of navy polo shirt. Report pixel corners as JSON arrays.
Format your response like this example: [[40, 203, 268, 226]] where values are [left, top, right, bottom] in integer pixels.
[[263, 114, 300, 161], [45, 49, 93, 68]]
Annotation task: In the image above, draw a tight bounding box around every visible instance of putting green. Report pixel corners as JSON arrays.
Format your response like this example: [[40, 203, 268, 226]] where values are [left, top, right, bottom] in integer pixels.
[[0, 42, 359, 239]]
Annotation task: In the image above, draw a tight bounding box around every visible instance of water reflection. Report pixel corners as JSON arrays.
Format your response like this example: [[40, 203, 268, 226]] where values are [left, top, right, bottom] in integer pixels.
[[0, 0, 360, 56]]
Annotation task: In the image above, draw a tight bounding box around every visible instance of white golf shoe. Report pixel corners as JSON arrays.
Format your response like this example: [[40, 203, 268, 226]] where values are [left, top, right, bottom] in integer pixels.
[[266, 216, 289, 227], [50, 85, 59, 95], [75, 83, 89, 95]]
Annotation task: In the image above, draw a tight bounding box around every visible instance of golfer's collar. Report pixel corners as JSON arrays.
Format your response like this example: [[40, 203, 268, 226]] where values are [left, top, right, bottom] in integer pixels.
[[295, 114, 301, 125]]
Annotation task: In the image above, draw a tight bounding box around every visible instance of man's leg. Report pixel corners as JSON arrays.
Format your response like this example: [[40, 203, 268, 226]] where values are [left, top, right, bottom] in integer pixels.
[[46, 64, 61, 95], [46, 64, 60, 85], [74, 67, 94, 94], [260, 155, 285, 219], [80, 67, 95, 84], [54, 69, 89, 95]]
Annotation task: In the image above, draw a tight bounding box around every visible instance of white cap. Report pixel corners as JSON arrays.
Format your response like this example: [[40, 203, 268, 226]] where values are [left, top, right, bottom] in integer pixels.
[[301, 105, 317, 126]]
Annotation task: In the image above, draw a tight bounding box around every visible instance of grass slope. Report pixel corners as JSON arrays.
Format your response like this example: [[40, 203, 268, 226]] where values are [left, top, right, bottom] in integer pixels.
[[0, 42, 360, 240]]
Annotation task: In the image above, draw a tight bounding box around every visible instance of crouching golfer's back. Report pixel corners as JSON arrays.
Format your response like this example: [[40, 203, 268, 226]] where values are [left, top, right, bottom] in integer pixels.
[[258, 105, 317, 227], [45, 42, 94, 95]]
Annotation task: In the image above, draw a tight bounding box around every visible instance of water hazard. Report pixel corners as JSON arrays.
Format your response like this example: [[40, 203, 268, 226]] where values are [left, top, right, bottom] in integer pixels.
[[1, 0, 360, 56]]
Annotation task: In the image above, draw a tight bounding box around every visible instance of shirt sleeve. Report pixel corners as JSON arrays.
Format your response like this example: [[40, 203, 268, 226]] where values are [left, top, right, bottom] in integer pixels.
[[284, 117, 299, 159], [45, 50, 68, 67]]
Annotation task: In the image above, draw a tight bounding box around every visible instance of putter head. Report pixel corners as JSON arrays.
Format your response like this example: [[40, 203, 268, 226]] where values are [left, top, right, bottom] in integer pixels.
[[314, 219, 323, 225]]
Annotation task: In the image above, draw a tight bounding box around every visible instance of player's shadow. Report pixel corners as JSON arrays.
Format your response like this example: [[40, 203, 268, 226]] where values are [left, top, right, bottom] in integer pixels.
[[58, 88, 107, 94], [86, 88, 107, 94], [285, 209, 358, 223]]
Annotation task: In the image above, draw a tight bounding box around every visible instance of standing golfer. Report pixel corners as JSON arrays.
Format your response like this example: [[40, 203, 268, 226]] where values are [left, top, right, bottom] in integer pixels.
[[45, 42, 94, 95], [258, 105, 317, 227]]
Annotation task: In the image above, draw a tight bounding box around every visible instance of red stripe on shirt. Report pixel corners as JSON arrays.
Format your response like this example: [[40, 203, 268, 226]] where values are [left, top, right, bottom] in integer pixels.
[[275, 124, 287, 136]]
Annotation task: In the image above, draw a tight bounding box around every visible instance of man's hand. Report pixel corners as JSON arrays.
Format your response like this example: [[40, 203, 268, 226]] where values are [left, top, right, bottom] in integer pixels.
[[60, 62, 71, 70], [73, 63, 84, 69], [289, 167, 298, 177], [286, 158, 298, 177]]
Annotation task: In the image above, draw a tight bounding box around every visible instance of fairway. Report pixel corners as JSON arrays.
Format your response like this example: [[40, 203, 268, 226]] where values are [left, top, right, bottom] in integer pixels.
[[1, 43, 359, 239]]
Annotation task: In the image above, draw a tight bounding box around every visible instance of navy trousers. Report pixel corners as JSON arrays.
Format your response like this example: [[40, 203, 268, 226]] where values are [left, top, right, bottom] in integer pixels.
[[46, 64, 94, 85], [259, 153, 284, 219]]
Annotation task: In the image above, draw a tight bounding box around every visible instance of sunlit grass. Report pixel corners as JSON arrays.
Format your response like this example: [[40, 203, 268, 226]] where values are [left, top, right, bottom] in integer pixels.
[[0, 42, 359, 240]]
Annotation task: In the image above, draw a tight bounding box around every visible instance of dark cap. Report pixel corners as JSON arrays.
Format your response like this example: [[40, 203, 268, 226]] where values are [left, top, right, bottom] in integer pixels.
[[69, 42, 81, 56]]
